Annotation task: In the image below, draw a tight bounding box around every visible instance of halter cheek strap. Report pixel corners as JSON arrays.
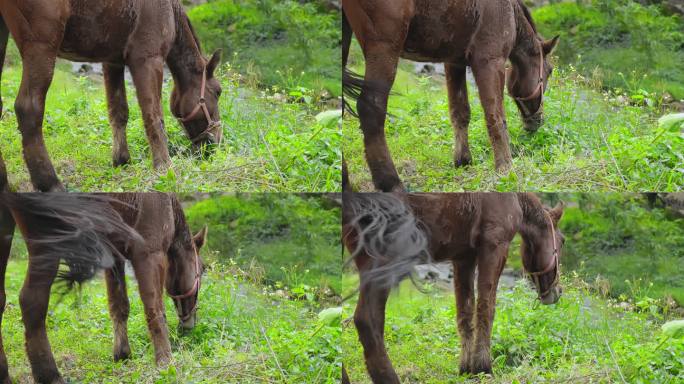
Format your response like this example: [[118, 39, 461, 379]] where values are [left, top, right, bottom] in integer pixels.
[[512, 48, 545, 117], [167, 251, 201, 322], [179, 66, 221, 144], [527, 211, 560, 299]]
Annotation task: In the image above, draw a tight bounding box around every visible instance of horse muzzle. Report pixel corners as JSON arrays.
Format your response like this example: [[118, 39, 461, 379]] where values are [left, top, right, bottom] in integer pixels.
[[179, 312, 197, 331], [540, 285, 562, 305], [523, 112, 544, 133]]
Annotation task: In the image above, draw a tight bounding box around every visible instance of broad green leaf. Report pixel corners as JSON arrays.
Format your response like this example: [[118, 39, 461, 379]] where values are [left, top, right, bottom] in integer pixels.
[[661, 320, 684, 339]]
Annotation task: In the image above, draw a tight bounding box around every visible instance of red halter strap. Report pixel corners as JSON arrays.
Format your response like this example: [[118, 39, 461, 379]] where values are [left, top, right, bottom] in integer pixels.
[[167, 251, 201, 321], [179, 66, 221, 144], [512, 48, 545, 117], [527, 211, 560, 298]]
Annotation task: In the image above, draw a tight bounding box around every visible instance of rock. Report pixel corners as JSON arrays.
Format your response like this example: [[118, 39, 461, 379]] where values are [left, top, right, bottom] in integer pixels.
[[664, 0, 684, 16]]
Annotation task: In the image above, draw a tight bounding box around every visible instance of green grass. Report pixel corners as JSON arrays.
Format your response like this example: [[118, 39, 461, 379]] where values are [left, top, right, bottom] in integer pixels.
[[558, 193, 684, 306], [184, 194, 341, 293], [343, 47, 683, 192], [0, 53, 340, 192], [188, 0, 341, 96], [2, 257, 341, 383], [533, 0, 684, 100], [342, 276, 684, 383]]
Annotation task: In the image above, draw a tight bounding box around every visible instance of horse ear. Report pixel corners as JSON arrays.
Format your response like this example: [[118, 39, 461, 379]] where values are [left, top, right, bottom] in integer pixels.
[[193, 225, 208, 250], [542, 35, 560, 56], [207, 50, 222, 78], [549, 201, 564, 224]]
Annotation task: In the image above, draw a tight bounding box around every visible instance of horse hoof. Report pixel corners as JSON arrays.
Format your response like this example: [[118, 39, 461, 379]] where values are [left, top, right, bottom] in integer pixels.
[[113, 349, 131, 362], [112, 154, 131, 168], [454, 154, 472, 167]]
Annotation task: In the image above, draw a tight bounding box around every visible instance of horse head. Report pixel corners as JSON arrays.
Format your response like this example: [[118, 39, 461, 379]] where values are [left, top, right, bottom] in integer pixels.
[[521, 201, 564, 305], [167, 225, 208, 330], [507, 35, 559, 132], [171, 50, 223, 153]]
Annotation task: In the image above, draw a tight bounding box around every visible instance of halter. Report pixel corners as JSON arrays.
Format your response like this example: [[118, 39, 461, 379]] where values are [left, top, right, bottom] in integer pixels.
[[167, 250, 201, 322], [526, 211, 559, 299], [179, 66, 221, 145], [512, 48, 545, 118]]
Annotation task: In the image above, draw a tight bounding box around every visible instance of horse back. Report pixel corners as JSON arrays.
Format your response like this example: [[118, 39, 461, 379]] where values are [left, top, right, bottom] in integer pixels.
[[60, 0, 176, 63], [408, 193, 521, 261]]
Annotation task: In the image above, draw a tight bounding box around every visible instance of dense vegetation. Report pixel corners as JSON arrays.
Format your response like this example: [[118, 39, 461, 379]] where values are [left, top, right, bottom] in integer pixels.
[[557, 193, 684, 306], [343, 193, 684, 382], [3, 260, 340, 383], [343, 0, 684, 192], [533, 0, 684, 100], [0, 1, 341, 192], [188, 0, 341, 96], [3, 194, 342, 383], [184, 193, 341, 293], [342, 277, 684, 383]]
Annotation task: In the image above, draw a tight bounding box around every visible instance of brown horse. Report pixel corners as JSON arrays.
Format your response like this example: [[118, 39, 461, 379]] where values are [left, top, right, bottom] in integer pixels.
[[0, 193, 207, 384], [342, 0, 559, 192], [343, 192, 564, 382], [0, 0, 223, 192]]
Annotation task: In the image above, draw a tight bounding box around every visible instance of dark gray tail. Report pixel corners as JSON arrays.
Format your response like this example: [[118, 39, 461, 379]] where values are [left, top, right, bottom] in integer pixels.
[[0, 194, 141, 287], [343, 192, 430, 289]]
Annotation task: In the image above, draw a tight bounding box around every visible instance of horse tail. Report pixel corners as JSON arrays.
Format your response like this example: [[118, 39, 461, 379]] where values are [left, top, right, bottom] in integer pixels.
[[0, 194, 141, 287], [343, 192, 431, 289], [0, 14, 8, 116]]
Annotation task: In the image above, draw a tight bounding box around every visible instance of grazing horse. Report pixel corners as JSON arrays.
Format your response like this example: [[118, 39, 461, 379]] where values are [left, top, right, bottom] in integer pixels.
[[0, 193, 207, 384], [342, 0, 559, 192], [343, 192, 564, 382], [0, 0, 223, 192]]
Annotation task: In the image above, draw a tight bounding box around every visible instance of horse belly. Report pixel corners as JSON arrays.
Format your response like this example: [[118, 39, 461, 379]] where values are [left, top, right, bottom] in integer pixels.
[[402, 0, 475, 63], [59, 1, 135, 62]]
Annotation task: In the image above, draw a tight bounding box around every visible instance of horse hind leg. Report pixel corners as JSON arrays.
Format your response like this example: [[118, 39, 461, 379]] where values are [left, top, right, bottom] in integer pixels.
[[15, 46, 64, 191], [0, 15, 9, 116], [354, 272, 399, 384], [0, 204, 15, 384], [19, 246, 64, 383], [103, 64, 131, 167], [453, 257, 477, 374], [446, 64, 472, 167], [105, 258, 132, 361]]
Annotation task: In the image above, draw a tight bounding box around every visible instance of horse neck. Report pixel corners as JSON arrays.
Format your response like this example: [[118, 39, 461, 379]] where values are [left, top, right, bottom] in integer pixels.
[[510, 0, 539, 63], [517, 193, 551, 259], [170, 196, 194, 256], [167, 6, 204, 91]]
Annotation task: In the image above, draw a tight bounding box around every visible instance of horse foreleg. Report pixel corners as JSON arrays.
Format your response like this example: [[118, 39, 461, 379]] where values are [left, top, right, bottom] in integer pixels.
[[103, 64, 131, 167], [446, 64, 472, 167], [453, 257, 477, 374], [472, 243, 508, 374], [471, 57, 513, 173], [105, 258, 131, 361], [131, 252, 172, 366], [128, 57, 171, 171], [354, 274, 398, 384], [0, 205, 14, 384], [19, 246, 64, 384]]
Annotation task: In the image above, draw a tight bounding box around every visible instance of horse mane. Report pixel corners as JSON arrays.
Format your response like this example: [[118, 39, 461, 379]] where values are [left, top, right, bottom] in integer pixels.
[[515, 0, 537, 33], [171, 0, 204, 56], [171, 194, 194, 251], [512, 0, 540, 54], [517, 193, 548, 232]]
